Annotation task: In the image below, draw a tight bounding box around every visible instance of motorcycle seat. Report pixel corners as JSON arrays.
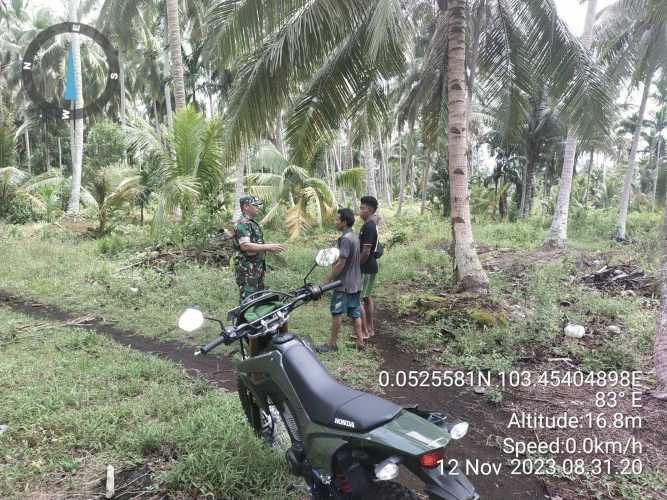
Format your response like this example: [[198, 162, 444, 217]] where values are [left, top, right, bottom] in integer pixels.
[[280, 342, 401, 432]]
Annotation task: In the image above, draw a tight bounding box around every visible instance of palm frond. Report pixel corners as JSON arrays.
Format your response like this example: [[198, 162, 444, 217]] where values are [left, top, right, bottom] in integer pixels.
[[513, 0, 615, 136], [222, 0, 370, 167], [0, 166, 28, 186], [259, 200, 283, 225], [286, 193, 313, 240], [104, 175, 142, 210], [335, 167, 364, 197]]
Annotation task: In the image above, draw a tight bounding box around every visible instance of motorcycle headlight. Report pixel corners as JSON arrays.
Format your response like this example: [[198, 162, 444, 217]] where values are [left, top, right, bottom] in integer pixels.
[[447, 421, 469, 440]]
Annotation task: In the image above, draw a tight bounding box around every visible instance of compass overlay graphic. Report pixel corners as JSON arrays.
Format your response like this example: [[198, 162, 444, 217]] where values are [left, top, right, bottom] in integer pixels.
[[22, 22, 120, 121]]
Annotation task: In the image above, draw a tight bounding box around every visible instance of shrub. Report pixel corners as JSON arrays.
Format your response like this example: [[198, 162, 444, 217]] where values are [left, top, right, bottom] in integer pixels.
[[84, 120, 127, 172], [97, 232, 130, 256], [0, 197, 43, 224]]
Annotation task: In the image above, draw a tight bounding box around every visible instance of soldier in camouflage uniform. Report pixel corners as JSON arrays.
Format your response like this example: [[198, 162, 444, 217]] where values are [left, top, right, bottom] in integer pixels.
[[233, 196, 286, 303]]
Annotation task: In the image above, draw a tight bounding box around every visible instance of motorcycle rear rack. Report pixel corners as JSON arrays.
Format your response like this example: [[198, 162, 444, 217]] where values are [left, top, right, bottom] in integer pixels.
[[402, 405, 448, 428]]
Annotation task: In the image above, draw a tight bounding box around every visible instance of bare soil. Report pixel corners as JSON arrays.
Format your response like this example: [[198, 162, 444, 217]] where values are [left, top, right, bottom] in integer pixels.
[[371, 314, 549, 500]]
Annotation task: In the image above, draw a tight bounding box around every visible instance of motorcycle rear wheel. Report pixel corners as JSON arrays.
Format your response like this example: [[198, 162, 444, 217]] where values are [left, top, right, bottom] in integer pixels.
[[366, 481, 420, 500]]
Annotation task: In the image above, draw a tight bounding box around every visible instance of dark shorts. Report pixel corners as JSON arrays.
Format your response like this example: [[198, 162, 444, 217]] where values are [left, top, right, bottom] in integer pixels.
[[330, 291, 362, 319]]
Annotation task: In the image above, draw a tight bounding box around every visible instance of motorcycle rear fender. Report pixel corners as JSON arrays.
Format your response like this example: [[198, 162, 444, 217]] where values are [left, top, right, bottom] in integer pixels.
[[366, 410, 451, 455], [297, 409, 450, 473], [413, 466, 479, 500]]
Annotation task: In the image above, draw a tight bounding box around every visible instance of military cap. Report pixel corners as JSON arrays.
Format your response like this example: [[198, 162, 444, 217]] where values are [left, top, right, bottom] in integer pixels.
[[240, 195, 263, 207]]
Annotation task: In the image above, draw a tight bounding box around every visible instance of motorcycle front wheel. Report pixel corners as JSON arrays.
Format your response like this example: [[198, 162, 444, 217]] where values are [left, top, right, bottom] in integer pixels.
[[237, 377, 294, 453]]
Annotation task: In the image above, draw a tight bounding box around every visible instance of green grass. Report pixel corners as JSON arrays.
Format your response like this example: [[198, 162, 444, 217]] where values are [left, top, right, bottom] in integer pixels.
[[0, 306, 297, 499], [0, 212, 458, 389], [0, 206, 663, 499], [0, 208, 659, 381]]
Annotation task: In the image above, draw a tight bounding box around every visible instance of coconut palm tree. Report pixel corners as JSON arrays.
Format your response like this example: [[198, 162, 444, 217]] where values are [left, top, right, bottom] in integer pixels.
[[446, 0, 488, 291], [166, 0, 186, 110], [127, 106, 224, 231], [85, 164, 142, 233], [208, 0, 611, 292], [596, 0, 667, 239], [0, 167, 64, 214], [243, 142, 346, 239], [92, 0, 161, 158], [544, 0, 598, 248]]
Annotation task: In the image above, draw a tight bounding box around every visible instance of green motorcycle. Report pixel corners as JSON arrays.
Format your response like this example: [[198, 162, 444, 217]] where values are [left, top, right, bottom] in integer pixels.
[[178, 248, 478, 500]]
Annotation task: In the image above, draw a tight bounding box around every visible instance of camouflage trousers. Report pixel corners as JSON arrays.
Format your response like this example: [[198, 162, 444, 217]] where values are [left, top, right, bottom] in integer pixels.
[[235, 261, 266, 304]]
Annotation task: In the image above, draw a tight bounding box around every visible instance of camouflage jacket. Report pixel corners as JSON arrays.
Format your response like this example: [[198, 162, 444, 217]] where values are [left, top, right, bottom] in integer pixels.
[[233, 217, 265, 268]]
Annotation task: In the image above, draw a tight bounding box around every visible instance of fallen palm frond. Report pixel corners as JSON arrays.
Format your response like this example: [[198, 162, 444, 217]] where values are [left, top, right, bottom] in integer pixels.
[[15, 315, 99, 332], [580, 263, 657, 296]]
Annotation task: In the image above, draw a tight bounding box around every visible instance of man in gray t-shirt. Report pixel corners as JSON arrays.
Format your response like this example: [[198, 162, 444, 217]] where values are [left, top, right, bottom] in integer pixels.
[[317, 208, 364, 353]]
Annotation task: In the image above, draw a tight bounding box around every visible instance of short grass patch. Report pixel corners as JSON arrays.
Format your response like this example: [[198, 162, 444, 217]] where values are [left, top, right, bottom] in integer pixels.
[[0, 307, 297, 499]]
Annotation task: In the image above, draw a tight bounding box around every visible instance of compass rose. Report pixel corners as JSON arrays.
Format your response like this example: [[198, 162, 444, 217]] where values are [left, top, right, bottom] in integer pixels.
[[22, 22, 120, 121]]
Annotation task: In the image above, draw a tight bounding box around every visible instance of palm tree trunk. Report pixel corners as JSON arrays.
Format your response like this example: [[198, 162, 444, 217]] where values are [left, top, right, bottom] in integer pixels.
[[165, 83, 173, 128], [24, 129, 31, 174], [545, 0, 597, 247], [396, 126, 406, 216], [655, 190, 667, 399], [520, 157, 536, 218], [67, 0, 84, 214], [446, 0, 488, 293], [617, 69, 654, 239], [583, 150, 594, 207], [163, 38, 174, 128], [364, 137, 378, 198], [346, 123, 353, 170], [326, 149, 336, 199], [420, 155, 431, 215], [376, 131, 392, 207], [652, 136, 662, 209], [275, 110, 286, 157], [409, 144, 416, 201], [43, 119, 50, 171], [166, 0, 186, 111], [233, 148, 246, 222], [153, 100, 161, 135], [119, 49, 127, 162]]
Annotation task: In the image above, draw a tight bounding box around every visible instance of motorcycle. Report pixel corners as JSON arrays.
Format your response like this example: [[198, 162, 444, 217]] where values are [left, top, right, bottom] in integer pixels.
[[178, 248, 479, 500]]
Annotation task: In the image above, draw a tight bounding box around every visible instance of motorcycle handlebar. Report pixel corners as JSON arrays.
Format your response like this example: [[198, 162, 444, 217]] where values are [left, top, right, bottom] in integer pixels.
[[197, 335, 227, 355], [196, 280, 341, 355], [318, 280, 341, 294]]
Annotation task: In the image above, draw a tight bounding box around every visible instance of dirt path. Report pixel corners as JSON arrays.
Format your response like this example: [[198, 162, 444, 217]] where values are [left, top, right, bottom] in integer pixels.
[[371, 313, 548, 500], [0, 290, 238, 392], [3, 289, 548, 498]]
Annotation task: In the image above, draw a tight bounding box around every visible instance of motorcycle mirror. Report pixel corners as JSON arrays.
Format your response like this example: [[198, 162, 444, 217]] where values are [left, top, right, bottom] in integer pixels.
[[315, 247, 340, 267], [178, 308, 205, 332]]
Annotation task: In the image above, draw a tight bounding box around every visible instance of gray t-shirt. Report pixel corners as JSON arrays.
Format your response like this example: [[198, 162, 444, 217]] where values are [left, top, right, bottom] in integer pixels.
[[337, 228, 361, 293]]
